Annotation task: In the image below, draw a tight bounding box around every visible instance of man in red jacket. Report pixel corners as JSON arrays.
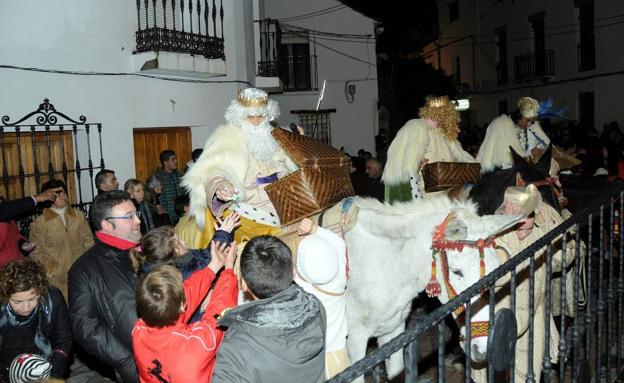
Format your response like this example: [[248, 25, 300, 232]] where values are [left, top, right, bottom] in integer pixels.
[[132, 240, 238, 383]]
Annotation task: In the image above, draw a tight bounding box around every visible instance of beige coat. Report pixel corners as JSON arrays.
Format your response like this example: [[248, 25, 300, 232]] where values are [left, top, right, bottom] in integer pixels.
[[471, 223, 560, 383], [29, 207, 94, 300]]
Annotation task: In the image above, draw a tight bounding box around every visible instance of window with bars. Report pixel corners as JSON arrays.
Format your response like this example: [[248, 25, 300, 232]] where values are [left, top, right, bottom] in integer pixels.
[[290, 109, 336, 145]]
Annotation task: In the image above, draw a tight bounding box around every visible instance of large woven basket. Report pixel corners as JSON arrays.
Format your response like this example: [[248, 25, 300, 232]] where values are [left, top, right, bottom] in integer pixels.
[[422, 162, 481, 193], [265, 128, 354, 226]]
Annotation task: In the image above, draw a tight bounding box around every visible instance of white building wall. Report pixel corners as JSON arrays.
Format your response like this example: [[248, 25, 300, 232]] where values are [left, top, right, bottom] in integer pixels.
[[261, 0, 379, 156], [423, 0, 624, 129], [0, 0, 254, 189]]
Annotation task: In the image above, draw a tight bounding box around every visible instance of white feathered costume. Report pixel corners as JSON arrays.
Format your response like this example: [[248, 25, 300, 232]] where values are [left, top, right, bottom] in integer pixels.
[[477, 114, 550, 173], [180, 88, 298, 232], [382, 118, 476, 199]]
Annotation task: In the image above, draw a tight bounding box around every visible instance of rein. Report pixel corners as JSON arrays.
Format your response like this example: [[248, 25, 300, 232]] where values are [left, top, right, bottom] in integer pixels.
[[425, 213, 497, 326]]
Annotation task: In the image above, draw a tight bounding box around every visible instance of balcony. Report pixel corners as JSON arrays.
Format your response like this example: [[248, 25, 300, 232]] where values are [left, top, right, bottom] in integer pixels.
[[255, 19, 318, 92], [133, 0, 226, 77], [513, 49, 554, 82]]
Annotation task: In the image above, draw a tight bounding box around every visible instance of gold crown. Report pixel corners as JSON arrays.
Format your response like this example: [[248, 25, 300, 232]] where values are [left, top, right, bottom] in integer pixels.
[[237, 90, 268, 108], [426, 96, 450, 108]]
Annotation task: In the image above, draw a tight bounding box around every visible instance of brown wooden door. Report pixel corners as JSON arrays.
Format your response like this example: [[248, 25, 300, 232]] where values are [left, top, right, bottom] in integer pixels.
[[132, 127, 192, 183], [0, 131, 76, 202]]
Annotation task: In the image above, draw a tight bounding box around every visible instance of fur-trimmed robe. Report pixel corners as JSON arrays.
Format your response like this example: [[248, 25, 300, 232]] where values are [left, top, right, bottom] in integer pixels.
[[382, 118, 476, 198], [477, 115, 550, 173], [181, 124, 298, 229]]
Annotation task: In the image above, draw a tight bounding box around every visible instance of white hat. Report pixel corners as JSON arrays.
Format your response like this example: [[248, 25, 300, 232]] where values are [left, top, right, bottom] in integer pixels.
[[9, 354, 51, 383], [517, 97, 540, 119], [296, 235, 339, 285]]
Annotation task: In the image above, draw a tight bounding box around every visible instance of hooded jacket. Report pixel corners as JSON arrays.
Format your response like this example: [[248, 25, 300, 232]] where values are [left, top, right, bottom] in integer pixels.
[[212, 284, 326, 383]]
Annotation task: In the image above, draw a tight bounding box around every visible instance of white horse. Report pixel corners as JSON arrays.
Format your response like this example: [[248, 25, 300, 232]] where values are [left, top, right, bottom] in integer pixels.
[[343, 194, 522, 380]]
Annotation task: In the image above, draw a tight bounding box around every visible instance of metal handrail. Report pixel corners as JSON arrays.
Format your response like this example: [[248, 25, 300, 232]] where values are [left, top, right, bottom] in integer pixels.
[[328, 182, 624, 382]]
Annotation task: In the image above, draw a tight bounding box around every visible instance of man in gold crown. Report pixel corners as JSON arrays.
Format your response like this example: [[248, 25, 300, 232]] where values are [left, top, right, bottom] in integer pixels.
[[477, 96, 552, 173], [382, 96, 476, 202], [178, 88, 299, 247]]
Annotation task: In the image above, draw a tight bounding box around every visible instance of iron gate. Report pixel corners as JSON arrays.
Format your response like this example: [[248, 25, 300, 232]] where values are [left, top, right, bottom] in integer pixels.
[[0, 99, 105, 232]]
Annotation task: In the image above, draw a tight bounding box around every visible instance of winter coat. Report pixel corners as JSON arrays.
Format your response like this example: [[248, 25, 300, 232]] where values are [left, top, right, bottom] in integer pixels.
[[29, 207, 94, 300], [212, 284, 326, 383], [68, 239, 139, 383], [132, 268, 238, 383], [0, 286, 72, 382]]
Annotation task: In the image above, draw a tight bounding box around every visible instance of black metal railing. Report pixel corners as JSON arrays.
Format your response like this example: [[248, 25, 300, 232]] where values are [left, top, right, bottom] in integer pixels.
[[513, 49, 554, 82], [328, 183, 624, 382], [135, 0, 225, 59], [1, 99, 104, 233], [257, 19, 280, 77]]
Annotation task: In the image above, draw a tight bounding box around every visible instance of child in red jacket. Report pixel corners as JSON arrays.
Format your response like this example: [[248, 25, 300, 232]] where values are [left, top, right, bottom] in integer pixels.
[[132, 240, 238, 383]]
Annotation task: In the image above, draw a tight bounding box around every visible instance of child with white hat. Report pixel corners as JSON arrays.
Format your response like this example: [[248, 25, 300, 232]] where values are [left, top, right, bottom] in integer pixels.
[[294, 218, 349, 379]]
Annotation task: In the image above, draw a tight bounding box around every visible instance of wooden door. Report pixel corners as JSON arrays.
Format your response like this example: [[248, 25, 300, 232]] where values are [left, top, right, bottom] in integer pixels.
[[132, 127, 192, 183], [0, 131, 76, 202]]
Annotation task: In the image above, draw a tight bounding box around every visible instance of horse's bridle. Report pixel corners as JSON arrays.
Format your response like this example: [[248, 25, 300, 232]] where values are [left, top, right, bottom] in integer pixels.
[[425, 212, 496, 338]]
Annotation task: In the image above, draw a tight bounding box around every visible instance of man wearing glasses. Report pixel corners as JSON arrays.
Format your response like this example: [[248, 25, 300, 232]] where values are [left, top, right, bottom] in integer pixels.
[[68, 190, 142, 382]]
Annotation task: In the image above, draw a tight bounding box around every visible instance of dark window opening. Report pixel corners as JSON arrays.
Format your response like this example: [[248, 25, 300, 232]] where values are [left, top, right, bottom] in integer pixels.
[[577, 1, 595, 71], [449, 1, 459, 22], [578, 91, 594, 128], [279, 43, 316, 92]]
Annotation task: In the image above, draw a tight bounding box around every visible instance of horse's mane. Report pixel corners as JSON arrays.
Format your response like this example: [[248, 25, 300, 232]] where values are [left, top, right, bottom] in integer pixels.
[[354, 194, 478, 216], [469, 144, 561, 215]]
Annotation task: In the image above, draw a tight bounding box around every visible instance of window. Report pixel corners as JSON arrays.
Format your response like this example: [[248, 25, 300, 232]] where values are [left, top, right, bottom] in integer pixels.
[[530, 12, 547, 76], [578, 91, 594, 127], [279, 42, 317, 92], [449, 0, 459, 22], [291, 109, 336, 144], [577, 0, 595, 71], [453, 56, 461, 85], [495, 26, 508, 85], [498, 100, 508, 116]]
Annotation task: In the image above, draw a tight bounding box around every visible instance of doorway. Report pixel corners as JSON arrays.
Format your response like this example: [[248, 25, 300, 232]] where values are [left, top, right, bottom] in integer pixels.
[[132, 127, 192, 183]]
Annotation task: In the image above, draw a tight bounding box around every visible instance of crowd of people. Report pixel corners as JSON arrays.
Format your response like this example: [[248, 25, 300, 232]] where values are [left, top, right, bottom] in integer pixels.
[[0, 86, 621, 383]]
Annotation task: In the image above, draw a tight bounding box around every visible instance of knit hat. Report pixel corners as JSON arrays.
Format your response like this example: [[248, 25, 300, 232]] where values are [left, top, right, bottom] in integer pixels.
[[517, 97, 540, 119], [9, 354, 51, 383], [296, 234, 339, 285]]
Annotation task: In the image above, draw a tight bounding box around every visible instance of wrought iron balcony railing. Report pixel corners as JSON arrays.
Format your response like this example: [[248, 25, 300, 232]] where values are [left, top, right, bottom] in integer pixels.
[[135, 0, 225, 59], [513, 49, 554, 82]]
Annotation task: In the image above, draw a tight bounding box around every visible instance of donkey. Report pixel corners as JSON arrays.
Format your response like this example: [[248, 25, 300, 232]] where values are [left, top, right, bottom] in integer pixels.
[[343, 194, 522, 380]]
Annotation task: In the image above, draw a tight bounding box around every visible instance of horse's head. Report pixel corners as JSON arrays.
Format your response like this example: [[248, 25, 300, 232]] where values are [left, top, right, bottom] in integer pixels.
[[511, 144, 561, 213], [428, 208, 522, 362]]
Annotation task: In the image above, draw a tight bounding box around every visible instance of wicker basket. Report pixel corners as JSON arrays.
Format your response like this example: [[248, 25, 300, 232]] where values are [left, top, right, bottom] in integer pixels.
[[265, 128, 354, 226], [422, 162, 481, 193]]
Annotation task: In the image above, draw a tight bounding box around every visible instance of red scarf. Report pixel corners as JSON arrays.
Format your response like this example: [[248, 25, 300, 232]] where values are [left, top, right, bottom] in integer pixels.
[[96, 231, 140, 250]]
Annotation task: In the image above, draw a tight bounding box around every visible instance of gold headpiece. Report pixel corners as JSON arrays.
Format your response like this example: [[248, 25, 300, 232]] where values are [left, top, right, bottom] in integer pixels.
[[237, 89, 268, 108], [495, 185, 541, 216], [426, 96, 451, 109], [517, 97, 539, 119]]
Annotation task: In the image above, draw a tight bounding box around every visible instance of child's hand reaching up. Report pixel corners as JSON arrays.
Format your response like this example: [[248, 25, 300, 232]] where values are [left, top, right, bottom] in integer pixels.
[[296, 218, 317, 236], [208, 241, 238, 273], [214, 212, 242, 233]]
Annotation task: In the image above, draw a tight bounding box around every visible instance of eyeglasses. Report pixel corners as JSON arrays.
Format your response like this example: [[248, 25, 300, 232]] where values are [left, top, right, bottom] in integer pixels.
[[106, 211, 141, 220]]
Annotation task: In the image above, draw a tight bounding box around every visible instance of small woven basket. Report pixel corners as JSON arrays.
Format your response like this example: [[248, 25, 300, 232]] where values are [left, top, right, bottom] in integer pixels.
[[422, 162, 481, 193]]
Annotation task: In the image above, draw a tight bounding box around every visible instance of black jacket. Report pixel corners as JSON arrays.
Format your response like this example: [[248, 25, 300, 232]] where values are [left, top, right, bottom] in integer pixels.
[[68, 239, 139, 383], [0, 197, 35, 222], [212, 285, 326, 383], [0, 286, 72, 382]]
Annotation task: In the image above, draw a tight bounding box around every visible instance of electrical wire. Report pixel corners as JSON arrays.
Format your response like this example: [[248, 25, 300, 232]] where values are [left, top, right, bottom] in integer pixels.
[[286, 31, 377, 67], [0, 64, 253, 85], [278, 5, 346, 22]]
